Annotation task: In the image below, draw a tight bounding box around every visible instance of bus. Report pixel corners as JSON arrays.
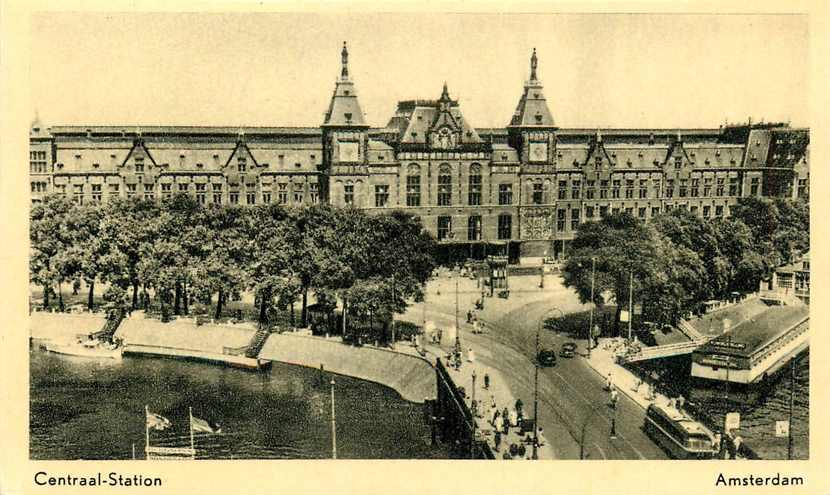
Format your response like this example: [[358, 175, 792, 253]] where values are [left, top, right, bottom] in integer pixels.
[[643, 404, 720, 460]]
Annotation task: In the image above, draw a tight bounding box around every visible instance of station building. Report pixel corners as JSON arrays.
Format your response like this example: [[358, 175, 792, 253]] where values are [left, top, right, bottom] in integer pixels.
[[29, 44, 810, 263]]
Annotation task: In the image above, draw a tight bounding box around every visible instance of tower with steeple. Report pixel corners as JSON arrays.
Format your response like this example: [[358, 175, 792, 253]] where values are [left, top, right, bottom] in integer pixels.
[[321, 42, 370, 205], [507, 48, 557, 165]]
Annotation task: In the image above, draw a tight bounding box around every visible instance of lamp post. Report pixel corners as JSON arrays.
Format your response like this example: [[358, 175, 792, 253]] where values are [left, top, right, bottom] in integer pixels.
[[534, 307, 563, 460], [587, 256, 596, 357]]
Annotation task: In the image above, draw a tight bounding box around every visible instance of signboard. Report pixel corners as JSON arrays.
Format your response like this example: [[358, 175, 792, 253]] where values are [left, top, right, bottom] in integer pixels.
[[725, 412, 740, 431], [775, 421, 790, 438], [619, 310, 630, 323], [711, 340, 747, 351], [633, 304, 643, 315]]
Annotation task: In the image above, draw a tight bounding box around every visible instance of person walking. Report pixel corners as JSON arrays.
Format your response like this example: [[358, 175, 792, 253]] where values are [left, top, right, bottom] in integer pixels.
[[515, 398, 524, 418], [484, 373, 490, 390], [502, 412, 510, 435], [494, 430, 502, 452]]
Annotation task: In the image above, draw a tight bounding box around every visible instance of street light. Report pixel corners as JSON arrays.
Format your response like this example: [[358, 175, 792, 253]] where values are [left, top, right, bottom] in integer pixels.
[[534, 307, 563, 460], [587, 256, 596, 358]]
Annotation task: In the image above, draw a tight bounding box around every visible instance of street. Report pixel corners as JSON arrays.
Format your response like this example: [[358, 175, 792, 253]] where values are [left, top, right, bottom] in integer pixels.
[[405, 273, 668, 460]]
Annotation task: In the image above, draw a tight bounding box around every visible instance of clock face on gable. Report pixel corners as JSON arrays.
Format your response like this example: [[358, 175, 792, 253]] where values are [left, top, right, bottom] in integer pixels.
[[339, 142, 360, 163], [529, 142, 548, 163]]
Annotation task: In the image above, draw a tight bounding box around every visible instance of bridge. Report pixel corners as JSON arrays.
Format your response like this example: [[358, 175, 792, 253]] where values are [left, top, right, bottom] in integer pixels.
[[621, 340, 707, 363]]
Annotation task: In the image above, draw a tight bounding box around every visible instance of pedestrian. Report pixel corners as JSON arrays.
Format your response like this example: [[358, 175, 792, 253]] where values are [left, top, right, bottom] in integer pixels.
[[502, 414, 510, 435], [606, 373, 613, 391], [509, 408, 518, 427], [610, 388, 618, 409], [492, 408, 501, 427], [467, 348, 476, 363], [677, 394, 686, 410], [494, 430, 502, 451], [515, 398, 524, 418], [467, 310, 472, 324], [517, 443, 526, 458], [484, 373, 490, 390]]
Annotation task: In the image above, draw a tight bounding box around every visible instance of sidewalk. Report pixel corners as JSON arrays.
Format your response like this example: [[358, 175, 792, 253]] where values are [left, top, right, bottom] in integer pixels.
[[583, 337, 672, 411]]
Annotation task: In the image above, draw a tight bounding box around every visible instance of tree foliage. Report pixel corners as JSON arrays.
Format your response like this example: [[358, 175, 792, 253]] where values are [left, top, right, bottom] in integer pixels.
[[30, 194, 437, 341]]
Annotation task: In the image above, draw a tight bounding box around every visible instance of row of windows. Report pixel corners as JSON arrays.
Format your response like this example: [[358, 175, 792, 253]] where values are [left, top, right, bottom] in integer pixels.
[[434, 204, 733, 241], [386, 177, 746, 207], [437, 214, 512, 241], [31, 182, 48, 193], [58, 183, 319, 206]]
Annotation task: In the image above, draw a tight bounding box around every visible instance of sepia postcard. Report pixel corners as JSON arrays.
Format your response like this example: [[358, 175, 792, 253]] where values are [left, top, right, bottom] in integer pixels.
[[1, 2, 827, 494]]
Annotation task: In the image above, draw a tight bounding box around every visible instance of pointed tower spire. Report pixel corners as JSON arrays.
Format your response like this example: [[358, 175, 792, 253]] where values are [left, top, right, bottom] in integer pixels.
[[323, 42, 367, 127], [530, 47, 538, 81], [508, 49, 555, 128], [341, 41, 349, 80], [440, 81, 450, 101]]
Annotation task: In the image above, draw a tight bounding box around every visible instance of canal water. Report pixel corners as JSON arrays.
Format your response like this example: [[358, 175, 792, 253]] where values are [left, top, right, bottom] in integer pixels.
[[642, 351, 809, 460], [30, 350, 449, 460]]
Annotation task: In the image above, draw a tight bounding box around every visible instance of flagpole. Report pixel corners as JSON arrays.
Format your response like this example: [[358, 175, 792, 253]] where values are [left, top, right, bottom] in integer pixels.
[[144, 405, 150, 459], [628, 270, 633, 342], [330, 379, 337, 459], [189, 407, 196, 460]]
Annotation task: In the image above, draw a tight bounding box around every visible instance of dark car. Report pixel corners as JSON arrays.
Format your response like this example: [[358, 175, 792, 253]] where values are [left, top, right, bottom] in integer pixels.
[[537, 349, 557, 367], [560, 342, 577, 358]]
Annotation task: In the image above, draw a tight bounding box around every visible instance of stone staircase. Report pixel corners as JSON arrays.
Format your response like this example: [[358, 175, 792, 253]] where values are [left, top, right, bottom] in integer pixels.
[[244, 326, 272, 358]]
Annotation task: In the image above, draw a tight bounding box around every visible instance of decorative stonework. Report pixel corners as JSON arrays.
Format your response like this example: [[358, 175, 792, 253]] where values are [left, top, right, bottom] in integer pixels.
[[520, 207, 555, 240]]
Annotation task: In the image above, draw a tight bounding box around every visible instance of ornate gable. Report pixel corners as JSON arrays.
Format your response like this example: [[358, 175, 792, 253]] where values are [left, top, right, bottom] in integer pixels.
[[584, 130, 615, 169], [664, 133, 693, 168]]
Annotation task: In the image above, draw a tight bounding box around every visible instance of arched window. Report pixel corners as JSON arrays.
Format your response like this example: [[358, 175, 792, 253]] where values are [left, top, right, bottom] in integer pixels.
[[406, 163, 421, 207], [437, 163, 452, 206], [468, 163, 482, 205]]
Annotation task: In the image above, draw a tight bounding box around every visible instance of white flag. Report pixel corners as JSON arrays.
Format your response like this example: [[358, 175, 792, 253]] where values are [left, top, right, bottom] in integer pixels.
[[191, 416, 220, 434], [146, 410, 171, 431]]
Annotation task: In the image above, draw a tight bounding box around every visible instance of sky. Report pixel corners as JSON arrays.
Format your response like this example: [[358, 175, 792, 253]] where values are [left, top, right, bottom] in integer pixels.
[[29, 12, 809, 129]]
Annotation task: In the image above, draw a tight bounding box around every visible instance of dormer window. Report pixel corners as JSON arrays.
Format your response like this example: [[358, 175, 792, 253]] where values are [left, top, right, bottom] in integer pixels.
[[533, 93, 540, 98], [295, 162, 302, 168], [379, 155, 385, 161], [238, 156, 247, 173], [92, 163, 99, 168], [755, 140, 760, 146], [261, 163, 269, 168], [417, 115, 423, 121], [626, 160, 632, 167], [196, 163, 203, 168], [412, 132, 418, 138], [638, 152, 643, 158], [730, 159, 737, 165], [534, 114, 543, 124], [705, 159, 711, 165], [716, 150, 721, 156], [502, 154, 508, 161], [344, 112, 353, 123], [110, 154, 116, 159], [344, 90, 350, 96], [595, 156, 602, 167]]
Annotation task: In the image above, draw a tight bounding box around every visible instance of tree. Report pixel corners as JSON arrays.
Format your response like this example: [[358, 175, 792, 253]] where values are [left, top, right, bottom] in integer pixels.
[[563, 214, 707, 333], [30, 195, 75, 309], [246, 204, 295, 326]]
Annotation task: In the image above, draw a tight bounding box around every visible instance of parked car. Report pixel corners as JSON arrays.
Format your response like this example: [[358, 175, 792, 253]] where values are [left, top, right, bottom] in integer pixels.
[[537, 349, 557, 367], [560, 342, 577, 358]]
